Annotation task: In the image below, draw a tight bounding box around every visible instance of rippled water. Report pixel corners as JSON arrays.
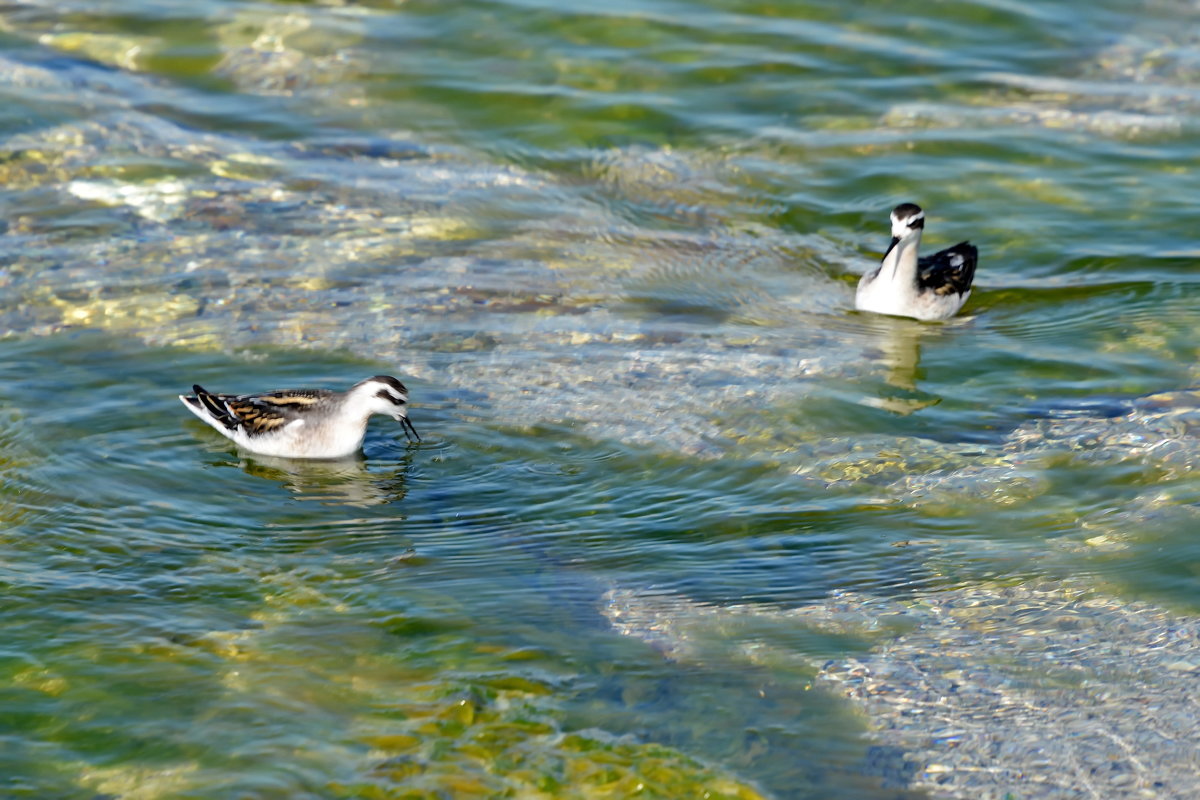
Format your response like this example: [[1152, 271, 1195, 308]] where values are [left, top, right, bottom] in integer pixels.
[[4, 0, 1200, 797]]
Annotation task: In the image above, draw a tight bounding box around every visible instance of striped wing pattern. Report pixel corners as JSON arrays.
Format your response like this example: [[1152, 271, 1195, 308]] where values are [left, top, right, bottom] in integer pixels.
[[192, 385, 330, 438]]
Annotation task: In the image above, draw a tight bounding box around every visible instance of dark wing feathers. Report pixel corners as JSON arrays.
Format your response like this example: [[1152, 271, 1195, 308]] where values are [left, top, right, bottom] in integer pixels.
[[190, 386, 332, 438], [223, 397, 294, 436], [917, 241, 977, 297], [191, 384, 239, 431]]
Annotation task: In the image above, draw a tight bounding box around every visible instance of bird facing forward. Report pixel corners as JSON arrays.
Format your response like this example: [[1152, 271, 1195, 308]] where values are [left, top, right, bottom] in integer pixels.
[[855, 203, 978, 321]]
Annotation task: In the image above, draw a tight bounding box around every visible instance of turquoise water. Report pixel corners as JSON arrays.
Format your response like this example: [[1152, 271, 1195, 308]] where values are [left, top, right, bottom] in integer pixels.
[[3, 0, 1200, 796]]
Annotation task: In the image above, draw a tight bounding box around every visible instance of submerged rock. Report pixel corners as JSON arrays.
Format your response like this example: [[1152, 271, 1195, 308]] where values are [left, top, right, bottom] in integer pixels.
[[605, 582, 1200, 800], [213, 9, 368, 97]]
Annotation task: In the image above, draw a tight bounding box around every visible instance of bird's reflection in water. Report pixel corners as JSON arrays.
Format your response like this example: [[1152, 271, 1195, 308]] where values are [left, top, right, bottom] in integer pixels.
[[234, 449, 414, 507], [859, 315, 944, 415]]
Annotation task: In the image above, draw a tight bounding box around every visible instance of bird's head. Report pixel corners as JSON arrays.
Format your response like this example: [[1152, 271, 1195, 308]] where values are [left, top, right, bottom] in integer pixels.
[[890, 203, 925, 239]]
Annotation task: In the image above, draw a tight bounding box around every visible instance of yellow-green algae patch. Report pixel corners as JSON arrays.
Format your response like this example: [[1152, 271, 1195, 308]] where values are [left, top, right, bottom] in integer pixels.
[[60, 568, 771, 800], [37, 31, 161, 72], [45, 289, 200, 331]]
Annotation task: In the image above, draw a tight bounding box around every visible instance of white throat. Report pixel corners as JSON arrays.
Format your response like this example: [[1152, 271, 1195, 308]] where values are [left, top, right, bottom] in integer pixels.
[[881, 229, 922, 286], [343, 386, 385, 422]]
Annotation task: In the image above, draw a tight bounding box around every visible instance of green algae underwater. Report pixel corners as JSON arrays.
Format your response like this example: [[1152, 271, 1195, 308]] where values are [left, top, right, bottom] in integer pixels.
[[4, 0, 1200, 798]]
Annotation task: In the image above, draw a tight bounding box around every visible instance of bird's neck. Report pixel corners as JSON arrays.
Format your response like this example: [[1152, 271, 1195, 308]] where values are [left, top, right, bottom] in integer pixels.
[[341, 389, 381, 425], [880, 232, 921, 287], [318, 395, 375, 454]]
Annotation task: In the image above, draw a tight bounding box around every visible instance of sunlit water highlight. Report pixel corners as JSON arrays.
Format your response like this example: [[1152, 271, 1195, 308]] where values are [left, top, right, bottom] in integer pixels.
[[4, 0, 1200, 797]]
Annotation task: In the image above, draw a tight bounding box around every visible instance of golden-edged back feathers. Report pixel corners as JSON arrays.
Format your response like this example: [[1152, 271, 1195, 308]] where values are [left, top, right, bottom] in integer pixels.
[[189, 385, 332, 438]]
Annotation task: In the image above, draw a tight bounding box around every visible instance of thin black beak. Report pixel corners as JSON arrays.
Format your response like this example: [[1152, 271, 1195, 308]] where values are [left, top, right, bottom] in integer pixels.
[[882, 235, 900, 261], [398, 415, 421, 443]]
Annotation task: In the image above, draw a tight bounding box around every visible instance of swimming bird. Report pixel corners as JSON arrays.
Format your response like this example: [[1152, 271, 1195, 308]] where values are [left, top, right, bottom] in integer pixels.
[[855, 203, 978, 321], [180, 375, 420, 459]]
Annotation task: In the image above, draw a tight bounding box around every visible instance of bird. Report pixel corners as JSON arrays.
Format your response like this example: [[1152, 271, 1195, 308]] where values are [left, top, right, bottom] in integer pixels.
[[180, 375, 420, 459], [855, 203, 978, 321]]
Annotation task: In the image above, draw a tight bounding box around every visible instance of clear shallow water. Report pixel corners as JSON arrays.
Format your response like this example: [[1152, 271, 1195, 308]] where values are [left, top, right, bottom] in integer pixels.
[[3, 0, 1200, 797]]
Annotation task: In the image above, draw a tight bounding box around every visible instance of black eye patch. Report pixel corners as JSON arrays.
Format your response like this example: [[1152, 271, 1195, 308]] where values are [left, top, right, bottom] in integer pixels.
[[375, 388, 406, 405]]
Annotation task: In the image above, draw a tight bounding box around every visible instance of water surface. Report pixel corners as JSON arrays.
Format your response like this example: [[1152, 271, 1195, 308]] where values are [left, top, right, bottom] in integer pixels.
[[3, 0, 1200, 797]]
